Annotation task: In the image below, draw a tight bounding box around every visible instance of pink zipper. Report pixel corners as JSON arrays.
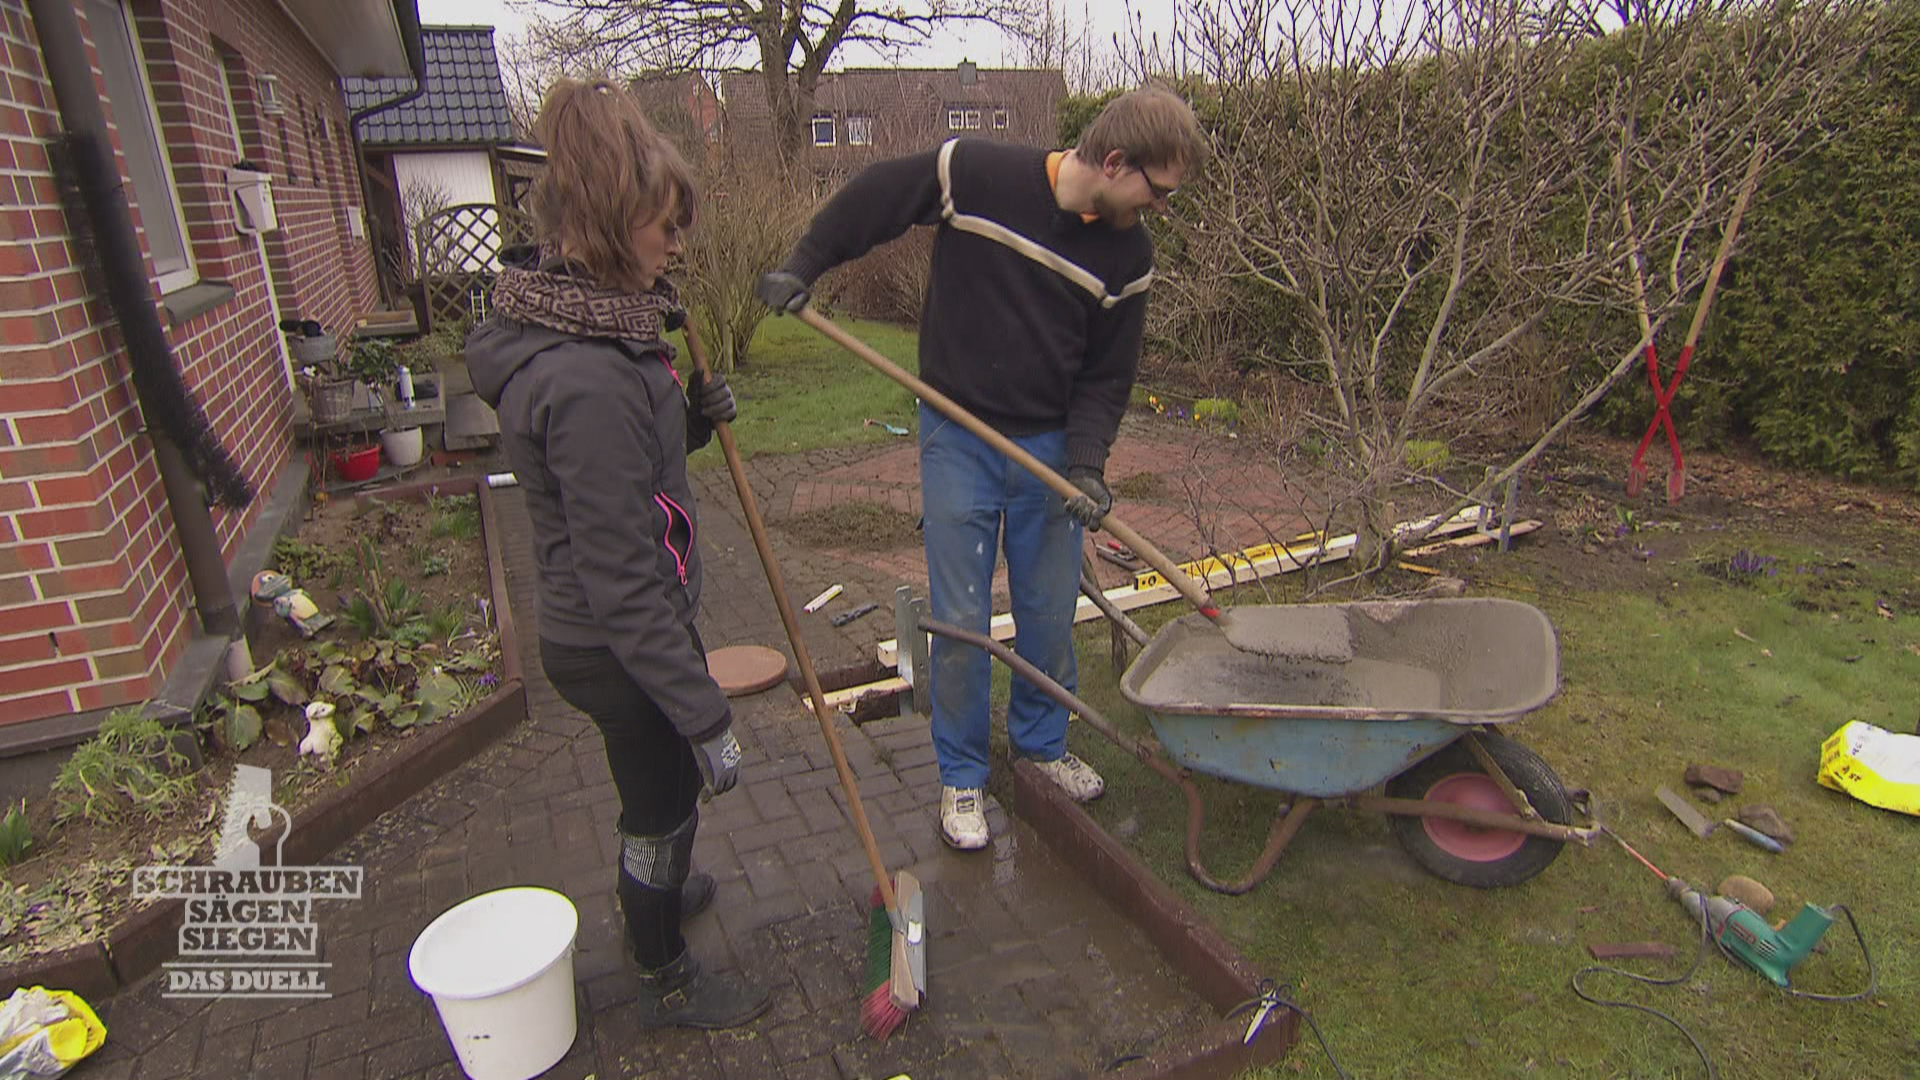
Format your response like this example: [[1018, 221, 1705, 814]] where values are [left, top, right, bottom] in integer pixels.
[[654, 493, 691, 585]]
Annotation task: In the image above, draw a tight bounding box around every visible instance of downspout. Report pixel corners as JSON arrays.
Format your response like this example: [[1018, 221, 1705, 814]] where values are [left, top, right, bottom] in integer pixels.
[[351, 2, 428, 307], [25, 0, 246, 641]]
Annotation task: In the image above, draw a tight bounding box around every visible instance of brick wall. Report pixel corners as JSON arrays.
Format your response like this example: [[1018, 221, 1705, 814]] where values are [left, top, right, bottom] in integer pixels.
[[0, 0, 381, 728]]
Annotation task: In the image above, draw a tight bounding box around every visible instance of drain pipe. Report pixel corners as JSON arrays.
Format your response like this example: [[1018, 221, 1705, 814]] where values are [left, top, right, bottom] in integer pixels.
[[350, 3, 428, 308], [26, 0, 245, 645]]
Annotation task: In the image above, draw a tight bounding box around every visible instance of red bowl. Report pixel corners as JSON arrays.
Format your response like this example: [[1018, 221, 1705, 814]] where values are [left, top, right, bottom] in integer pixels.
[[331, 445, 381, 482]]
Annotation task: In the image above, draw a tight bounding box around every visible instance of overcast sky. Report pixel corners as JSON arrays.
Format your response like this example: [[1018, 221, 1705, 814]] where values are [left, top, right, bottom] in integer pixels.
[[415, 0, 1185, 71]]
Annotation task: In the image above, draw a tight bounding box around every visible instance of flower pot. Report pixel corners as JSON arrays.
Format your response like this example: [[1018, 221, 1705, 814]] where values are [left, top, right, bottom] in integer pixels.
[[308, 377, 355, 424], [381, 426, 424, 467], [331, 445, 381, 483]]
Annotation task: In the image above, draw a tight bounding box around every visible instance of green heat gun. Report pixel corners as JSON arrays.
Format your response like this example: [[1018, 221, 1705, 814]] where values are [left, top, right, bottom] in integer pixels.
[[1664, 876, 1834, 988]]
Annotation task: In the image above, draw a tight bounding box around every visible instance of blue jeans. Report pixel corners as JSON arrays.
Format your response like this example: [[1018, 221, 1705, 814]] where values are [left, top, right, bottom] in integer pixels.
[[918, 401, 1084, 790]]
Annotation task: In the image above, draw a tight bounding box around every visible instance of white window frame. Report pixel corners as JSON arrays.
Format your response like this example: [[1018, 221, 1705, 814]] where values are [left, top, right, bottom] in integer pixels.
[[992, 108, 1010, 130], [962, 109, 982, 130], [847, 114, 873, 146], [811, 114, 836, 146], [89, 0, 197, 294], [947, 108, 965, 130]]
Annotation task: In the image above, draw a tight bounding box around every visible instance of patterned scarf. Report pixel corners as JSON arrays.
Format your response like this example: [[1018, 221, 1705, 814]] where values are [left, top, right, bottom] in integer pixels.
[[491, 245, 679, 343]]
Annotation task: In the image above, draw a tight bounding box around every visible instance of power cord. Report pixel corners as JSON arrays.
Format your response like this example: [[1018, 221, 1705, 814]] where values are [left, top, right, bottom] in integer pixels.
[[1570, 904, 1720, 1080]]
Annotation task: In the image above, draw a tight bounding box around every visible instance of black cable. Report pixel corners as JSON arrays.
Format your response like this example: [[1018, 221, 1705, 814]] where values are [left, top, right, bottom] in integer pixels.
[[1570, 905, 1719, 1080], [1224, 980, 1353, 1080]]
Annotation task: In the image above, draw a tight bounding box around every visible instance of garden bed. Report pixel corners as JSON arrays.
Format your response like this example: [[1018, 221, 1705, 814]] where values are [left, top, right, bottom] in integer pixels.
[[0, 477, 526, 998]]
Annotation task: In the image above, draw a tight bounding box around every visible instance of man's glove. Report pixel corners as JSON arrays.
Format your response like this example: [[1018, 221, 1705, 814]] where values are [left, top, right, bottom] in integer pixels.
[[685, 369, 737, 425], [1064, 467, 1113, 530], [692, 725, 742, 796], [756, 271, 810, 314]]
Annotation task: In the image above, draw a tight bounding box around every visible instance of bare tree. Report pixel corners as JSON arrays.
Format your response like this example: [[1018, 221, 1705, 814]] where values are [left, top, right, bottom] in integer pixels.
[[679, 159, 818, 372], [1174, 0, 1871, 574], [516, 0, 1043, 168]]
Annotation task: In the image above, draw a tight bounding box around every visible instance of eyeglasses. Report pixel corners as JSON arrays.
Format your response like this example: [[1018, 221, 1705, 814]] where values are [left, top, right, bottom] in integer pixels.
[[1134, 165, 1179, 201]]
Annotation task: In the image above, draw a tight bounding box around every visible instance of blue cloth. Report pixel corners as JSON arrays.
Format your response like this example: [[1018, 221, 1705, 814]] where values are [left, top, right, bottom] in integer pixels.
[[918, 401, 1084, 789]]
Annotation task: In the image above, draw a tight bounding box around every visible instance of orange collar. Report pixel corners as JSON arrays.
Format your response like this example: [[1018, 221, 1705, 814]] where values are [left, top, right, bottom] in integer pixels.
[[1047, 151, 1101, 224]]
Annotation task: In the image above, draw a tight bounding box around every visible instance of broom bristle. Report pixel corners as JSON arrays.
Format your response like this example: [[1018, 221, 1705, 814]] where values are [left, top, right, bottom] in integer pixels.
[[862, 981, 911, 1040], [861, 887, 914, 1040]]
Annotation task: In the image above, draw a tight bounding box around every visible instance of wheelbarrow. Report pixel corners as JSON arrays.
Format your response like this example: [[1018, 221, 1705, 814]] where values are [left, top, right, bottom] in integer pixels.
[[907, 592, 1601, 895]]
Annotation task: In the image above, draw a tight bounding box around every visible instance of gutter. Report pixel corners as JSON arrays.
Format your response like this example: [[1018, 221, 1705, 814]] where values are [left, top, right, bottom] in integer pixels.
[[25, 0, 248, 641], [350, 1, 429, 306]]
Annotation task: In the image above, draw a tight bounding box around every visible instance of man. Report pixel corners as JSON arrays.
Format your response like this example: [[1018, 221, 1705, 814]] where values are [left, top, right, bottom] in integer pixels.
[[758, 86, 1208, 850]]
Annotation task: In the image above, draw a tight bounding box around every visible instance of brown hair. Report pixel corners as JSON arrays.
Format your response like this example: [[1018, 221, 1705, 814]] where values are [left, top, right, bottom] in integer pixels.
[[1073, 85, 1210, 175], [529, 76, 697, 293]]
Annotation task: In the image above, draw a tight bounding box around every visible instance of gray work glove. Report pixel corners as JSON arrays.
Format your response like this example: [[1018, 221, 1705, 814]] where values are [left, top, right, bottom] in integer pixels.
[[692, 725, 742, 796], [686, 369, 737, 424], [1064, 467, 1113, 530], [756, 271, 811, 314]]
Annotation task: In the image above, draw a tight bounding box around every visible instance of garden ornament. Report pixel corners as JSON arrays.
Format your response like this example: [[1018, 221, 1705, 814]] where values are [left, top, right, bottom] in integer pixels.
[[250, 570, 334, 637], [299, 701, 342, 764]]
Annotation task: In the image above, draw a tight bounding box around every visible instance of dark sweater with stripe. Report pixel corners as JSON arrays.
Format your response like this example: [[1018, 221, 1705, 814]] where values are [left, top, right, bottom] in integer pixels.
[[780, 138, 1155, 473]]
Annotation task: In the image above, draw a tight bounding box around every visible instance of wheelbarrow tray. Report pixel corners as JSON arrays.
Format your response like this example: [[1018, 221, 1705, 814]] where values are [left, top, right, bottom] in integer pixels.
[[1118, 598, 1561, 797]]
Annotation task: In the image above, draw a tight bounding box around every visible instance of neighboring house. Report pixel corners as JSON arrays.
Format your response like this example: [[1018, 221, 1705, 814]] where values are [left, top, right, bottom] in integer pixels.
[[342, 25, 520, 300], [629, 71, 724, 164], [0, 0, 421, 741], [720, 60, 1068, 185]]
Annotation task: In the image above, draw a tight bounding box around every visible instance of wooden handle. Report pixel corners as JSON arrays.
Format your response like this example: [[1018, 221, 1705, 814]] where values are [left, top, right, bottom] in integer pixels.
[[795, 307, 1222, 620], [683, 321, 900, 917]]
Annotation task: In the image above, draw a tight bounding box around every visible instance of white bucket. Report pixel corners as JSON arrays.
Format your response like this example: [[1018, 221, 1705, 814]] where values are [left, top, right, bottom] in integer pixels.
[[408, 887, 581, 1080], [381, 426, 425, 467]]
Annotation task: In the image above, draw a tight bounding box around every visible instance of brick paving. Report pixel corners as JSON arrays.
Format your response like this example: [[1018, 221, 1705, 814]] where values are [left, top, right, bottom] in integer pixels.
[[69, 428, 1263, 1080]]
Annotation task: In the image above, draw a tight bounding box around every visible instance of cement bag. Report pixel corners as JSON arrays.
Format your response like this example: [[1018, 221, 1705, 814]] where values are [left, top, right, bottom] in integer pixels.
[[0, 987, 105, 1080], [1819, 720, 1920, 817]]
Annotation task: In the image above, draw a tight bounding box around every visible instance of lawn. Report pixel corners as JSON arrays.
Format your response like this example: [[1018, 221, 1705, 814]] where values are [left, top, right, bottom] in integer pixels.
[[1044, 515, 1918, 1079], [687, 313, 923, 466]]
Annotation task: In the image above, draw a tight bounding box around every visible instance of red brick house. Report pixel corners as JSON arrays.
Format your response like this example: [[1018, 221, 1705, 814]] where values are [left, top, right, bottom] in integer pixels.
[[0, 0, 423, 745], [719, 61, 1067, 185]]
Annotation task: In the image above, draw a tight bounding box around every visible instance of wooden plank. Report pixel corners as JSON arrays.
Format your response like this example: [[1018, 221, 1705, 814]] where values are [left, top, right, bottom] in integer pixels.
[[874, 508, 1489, 667]]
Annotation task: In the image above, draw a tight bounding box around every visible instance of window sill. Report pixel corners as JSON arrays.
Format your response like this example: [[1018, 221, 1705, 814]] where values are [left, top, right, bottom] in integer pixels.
[[161, 280, 236, 326]]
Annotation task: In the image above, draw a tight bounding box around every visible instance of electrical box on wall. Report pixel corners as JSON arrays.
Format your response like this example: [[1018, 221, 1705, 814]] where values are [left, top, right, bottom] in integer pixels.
[[226, 164, 277, 235], [346, 207, 366, 239]]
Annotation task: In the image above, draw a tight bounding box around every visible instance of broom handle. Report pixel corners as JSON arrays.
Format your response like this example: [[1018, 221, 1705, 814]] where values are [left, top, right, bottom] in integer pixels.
[[796, 306, 1222, 620], [683, 321, 900, 917]]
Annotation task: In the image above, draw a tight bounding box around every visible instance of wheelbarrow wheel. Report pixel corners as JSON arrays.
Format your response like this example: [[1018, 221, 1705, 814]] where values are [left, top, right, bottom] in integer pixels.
[[1384, 733, 1571, 889]]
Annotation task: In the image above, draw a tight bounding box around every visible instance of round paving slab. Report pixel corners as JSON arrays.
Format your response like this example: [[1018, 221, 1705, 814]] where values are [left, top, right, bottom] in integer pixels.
[[707, 644, 790, 696]]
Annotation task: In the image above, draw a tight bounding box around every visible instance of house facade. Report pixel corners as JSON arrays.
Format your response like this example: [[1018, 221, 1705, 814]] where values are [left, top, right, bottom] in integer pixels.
[[0, 0, 418, 738], [343, 26, 519, 307], [719, 61, 1068, 184]]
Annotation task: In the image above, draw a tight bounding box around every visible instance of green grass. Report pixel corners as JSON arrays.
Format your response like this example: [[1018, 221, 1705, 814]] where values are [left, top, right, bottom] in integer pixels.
[[1046, 532, 1918, 1079], [688, 315, 922, 467]]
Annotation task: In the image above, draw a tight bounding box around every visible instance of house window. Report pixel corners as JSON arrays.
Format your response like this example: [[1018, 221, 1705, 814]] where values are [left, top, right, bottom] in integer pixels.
[[811, 114, 835, 146], [847, 115, 873, 146], [87, 0, 195, 293], [992, 108, 1010, 130], [963, 109, 982, 130], [947, 109, 964, 130]]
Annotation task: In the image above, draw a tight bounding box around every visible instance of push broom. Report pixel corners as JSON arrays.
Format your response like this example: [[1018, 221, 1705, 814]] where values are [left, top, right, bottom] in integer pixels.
[[678, 318, 926, 1039]]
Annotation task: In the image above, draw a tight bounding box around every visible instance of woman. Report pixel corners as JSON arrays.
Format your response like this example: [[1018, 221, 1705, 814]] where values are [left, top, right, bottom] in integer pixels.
[[468, 77, 769, 1030]]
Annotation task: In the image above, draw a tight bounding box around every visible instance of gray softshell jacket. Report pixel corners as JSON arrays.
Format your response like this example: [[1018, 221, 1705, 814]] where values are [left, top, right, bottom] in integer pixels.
[[467, 312, 729, 744]]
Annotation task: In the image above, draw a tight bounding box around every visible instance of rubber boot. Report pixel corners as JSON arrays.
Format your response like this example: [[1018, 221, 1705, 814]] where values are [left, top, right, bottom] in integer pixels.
[[635, 950, 772, 1030], [680, 872, 716, 920]]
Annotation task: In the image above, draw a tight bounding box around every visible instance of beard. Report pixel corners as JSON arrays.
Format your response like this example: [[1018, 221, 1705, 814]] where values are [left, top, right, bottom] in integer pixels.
[[1090, 190, 1141, 228]]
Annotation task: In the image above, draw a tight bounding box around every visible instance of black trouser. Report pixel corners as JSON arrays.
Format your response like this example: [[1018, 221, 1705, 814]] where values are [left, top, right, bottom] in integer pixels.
[[541, 629, 706, 969]]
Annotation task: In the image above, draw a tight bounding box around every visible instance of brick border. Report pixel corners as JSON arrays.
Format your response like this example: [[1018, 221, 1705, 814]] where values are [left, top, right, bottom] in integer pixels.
[[1012, 760, 1298, 1078], [0, 478, 527, 1000]]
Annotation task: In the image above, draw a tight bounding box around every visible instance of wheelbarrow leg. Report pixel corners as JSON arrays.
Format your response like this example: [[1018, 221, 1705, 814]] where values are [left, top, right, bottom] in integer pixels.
[[1465, 729, 1539, 821], [1185, 794, 1317, 896]]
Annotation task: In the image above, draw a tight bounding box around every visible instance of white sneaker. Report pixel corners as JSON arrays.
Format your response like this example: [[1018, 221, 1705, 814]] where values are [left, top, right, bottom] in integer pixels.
[[1032, 752, 1104, 803], [939, 786, 989, 850]]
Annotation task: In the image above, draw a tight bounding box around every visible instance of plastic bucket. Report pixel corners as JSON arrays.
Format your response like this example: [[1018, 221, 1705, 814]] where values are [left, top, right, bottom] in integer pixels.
[[408, 887, 580, 1080]]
